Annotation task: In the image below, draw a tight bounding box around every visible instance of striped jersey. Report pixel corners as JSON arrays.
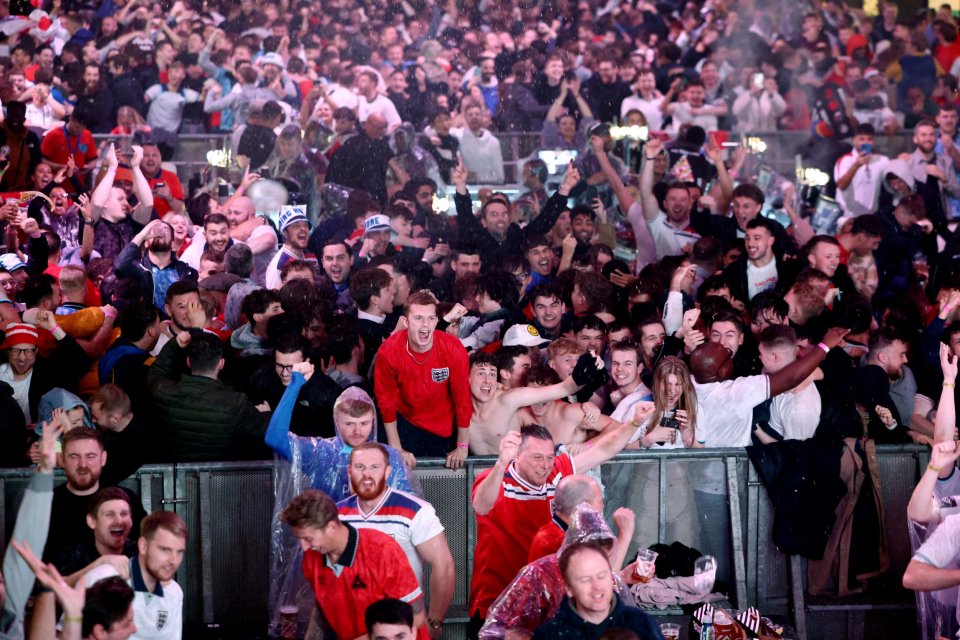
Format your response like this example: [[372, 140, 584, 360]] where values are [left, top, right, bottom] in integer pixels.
[[469, 453, 576, 618], [337, 487, 444, 584]]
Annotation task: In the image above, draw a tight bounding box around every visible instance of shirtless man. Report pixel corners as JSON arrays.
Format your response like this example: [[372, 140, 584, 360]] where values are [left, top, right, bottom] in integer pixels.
[[519, 365, 616, 449], [468, 351, 607, 454]]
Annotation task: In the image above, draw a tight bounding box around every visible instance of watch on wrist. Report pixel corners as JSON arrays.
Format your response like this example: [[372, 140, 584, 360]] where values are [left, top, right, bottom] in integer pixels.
[[427, 618, 442, 630]]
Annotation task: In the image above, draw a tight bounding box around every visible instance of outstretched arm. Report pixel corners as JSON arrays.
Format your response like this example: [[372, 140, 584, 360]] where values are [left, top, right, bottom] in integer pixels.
[[264, 369, 309, 460], [639, 137, 663, 222], [502, 352, 602, 410], [768, 328, 849, 397], [907, 441, 960, 523], [573, 402, 654, 472]]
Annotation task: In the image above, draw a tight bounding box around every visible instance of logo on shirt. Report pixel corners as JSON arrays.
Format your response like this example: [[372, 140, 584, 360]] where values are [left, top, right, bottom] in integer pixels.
[[431, 367, 449, 383], [352, 576, 367, 590], [157, 610, 168, 629]]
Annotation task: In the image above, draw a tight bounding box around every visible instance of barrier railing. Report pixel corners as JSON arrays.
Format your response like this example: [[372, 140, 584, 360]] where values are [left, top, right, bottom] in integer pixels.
[[89, 131, 919, 191], [0, 445, 925, 639]]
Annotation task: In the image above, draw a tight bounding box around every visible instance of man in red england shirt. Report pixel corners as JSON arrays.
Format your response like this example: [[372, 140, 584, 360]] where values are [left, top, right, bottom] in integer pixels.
[[138, 141, 185, 217], [467, 407, 653, 639], [281, 489, 429, 640], [40, 108, 98, 186], [375, 290, 472, 469]]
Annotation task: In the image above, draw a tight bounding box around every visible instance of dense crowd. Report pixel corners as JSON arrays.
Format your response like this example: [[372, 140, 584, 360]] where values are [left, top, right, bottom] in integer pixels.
[[4, 0, 960, 638]]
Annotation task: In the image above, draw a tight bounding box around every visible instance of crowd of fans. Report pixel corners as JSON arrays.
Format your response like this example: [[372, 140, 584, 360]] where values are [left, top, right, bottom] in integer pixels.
[[4, 0, 960, 638]]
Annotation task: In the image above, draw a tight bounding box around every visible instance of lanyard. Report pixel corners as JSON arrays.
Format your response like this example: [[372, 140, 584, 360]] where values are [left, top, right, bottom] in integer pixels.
[[63, 125, 79, 156]]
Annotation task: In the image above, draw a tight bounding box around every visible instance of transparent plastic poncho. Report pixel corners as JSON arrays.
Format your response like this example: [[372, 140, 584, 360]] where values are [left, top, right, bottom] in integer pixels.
[[479, 504, 635, 639], [267, 383, 421, 637], [910, 494, 960, 640]]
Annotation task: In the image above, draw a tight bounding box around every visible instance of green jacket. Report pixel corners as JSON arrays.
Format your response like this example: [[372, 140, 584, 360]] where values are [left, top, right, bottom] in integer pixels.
[[147, 336, 270, 462]]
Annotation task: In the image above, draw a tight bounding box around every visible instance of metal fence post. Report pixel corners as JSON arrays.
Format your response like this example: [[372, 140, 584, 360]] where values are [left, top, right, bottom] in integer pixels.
[[199, 470, 215, 625], [726, 455, 748, 608]]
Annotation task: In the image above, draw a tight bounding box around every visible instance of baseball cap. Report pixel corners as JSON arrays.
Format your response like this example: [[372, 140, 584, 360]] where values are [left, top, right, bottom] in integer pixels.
[[503, 324, 550, 347], [278, 205, 309, 234], [363, 214, 391, 236], [0, 253, 27, 273], [258, 52, 285, 70], [1, 323, 39, 349]]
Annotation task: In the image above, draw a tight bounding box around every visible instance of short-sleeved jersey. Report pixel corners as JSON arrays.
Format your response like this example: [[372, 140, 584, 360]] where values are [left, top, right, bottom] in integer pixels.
[[647, 211, 701, 260], [84, 556, 183, 640], [302, 524, 425, 640], [470, 453, 575, 618], [40, 126, 98, 169], [337, 487, 445, 584], [694, 375, 770, 447]]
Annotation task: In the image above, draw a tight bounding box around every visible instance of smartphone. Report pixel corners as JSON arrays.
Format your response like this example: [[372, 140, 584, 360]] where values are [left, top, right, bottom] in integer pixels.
[[753, 73, 764, 89], [860, 142, 873, 155]]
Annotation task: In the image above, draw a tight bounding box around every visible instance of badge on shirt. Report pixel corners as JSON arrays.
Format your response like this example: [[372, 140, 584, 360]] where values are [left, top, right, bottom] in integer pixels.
[[157, 610, 168, 629], [352, 576, 367, 590], [431, 367, 449, 383]]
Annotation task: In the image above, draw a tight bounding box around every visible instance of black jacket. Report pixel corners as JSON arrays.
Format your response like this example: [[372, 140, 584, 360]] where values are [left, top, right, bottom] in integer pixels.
[[532, 595, 662, 640], [113, 242, 198, 314], [747, 438, 847, 558], [147, 337, 270, 462], [247, 364, 343, 439], [25, 335, 90, 424], [326, 131, 393, 204], [0, 380, 27, 467], [454, 189, 568, 269], [722, 253, 785, 305]]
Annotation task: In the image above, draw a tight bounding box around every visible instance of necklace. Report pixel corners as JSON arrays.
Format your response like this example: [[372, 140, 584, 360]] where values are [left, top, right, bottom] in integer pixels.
[[405, 340, 430, 365]]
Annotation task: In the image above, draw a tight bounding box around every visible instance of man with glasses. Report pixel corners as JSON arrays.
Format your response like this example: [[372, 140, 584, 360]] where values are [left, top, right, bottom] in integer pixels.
[[0, 316, 89, 424], [249, 334, 343, 439]]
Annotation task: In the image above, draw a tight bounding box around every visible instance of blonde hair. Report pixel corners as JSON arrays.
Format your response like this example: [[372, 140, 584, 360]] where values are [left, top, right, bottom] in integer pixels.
[[547, 337, 582, 361], [649, 356, 697, 444]]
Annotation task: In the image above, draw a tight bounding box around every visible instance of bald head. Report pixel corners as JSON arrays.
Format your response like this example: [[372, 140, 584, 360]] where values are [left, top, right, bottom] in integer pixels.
[[554, 475, 603, 521], [689, 341, 735, 384], [364, 113, 388, 138], [225, 195, 256, 229]]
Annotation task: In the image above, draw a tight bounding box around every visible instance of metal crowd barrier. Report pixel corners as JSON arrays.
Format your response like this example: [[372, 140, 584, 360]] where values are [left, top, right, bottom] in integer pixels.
[[89, 130, 917, 191], [0, 445, 925, 639]]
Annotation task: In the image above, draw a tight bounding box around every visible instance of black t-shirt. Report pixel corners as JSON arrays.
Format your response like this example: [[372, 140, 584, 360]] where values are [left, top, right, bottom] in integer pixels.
[[238, 124, 278, 170], [50, 534, 138, 576], [44, 483, 147, 564], [101, 414, 150, 486]]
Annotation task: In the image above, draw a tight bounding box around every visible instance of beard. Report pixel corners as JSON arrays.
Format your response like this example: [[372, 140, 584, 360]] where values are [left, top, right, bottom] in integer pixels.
[[353, 475, 386, 500], [67, 468, 99, 491], [149, 237, 172, 253]]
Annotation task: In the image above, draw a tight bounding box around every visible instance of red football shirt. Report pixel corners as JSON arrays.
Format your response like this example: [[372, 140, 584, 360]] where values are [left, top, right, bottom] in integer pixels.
[[527, 516, 566, 563], [145, 169, 184, 217], [469, 453, 575, 618], [40, 126, 98, 175], [374, 330, 472, 438], [302, 525, 426, 640]]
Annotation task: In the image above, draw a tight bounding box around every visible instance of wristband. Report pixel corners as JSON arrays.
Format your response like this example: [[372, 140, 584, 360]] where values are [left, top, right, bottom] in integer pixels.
[[64, 615, 83, 624], [929, 463, 944, 474], [945, 382, 956, 389], [51, 326, 66, 340], [456, 441, 468, 449], [817, 342, 830, 354]]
